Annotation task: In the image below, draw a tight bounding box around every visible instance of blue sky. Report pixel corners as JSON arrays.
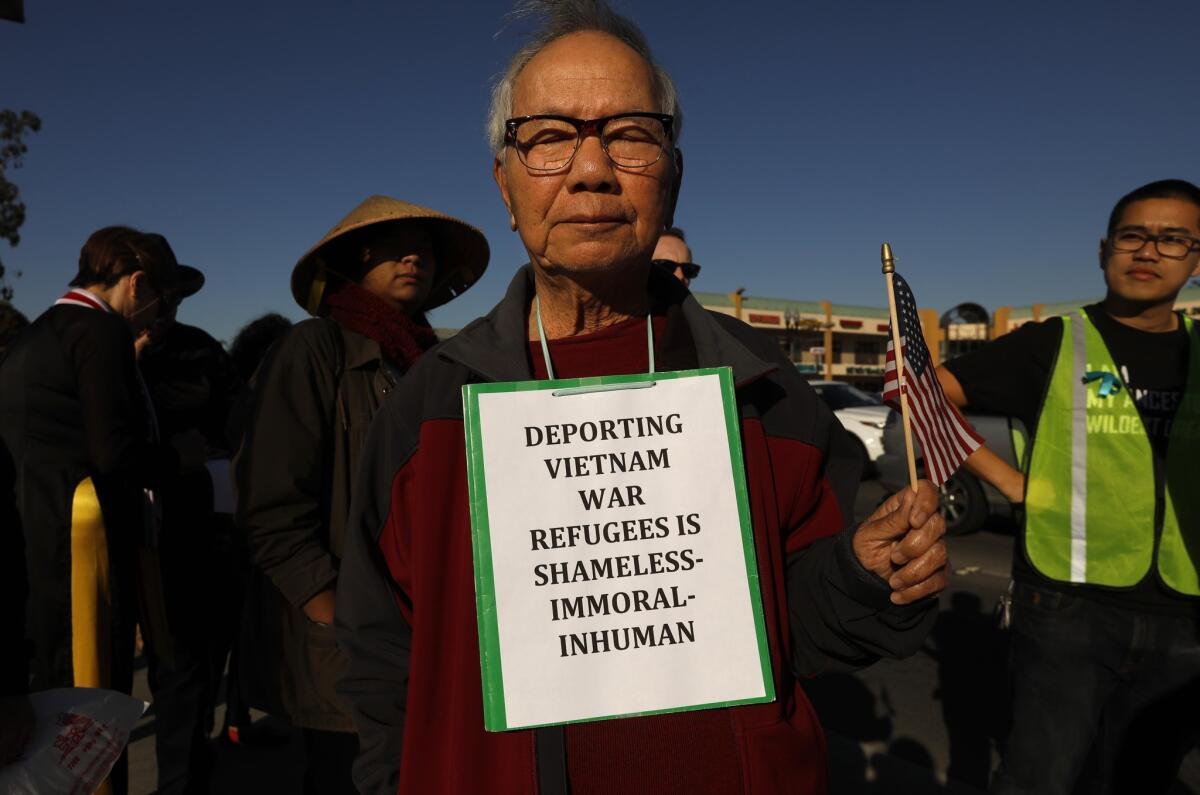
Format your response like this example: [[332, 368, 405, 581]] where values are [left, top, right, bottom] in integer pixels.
[[3, 0, 1198, 343]]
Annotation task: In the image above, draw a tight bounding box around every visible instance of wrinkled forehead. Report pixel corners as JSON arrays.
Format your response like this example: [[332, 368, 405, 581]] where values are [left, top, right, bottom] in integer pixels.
[[511, 30, 660, 117]]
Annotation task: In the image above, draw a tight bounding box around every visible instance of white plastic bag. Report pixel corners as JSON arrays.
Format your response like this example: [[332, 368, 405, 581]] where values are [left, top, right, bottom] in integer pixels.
[[0, 688, 148, 795]]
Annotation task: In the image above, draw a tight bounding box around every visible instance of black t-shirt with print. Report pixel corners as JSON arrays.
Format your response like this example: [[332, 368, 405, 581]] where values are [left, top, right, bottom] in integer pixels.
[[944, 303, 1197, 615]]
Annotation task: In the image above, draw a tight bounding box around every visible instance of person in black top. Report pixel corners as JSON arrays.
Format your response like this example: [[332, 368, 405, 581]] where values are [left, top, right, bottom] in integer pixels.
[[937, 180, 1200, 795], [138, 268, 244, 795], [216, 312, 295, 749], [0, 226, 204, 794]]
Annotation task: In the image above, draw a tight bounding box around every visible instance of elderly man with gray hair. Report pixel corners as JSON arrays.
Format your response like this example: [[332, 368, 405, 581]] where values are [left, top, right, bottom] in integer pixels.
[[335, 2, 947, 793]]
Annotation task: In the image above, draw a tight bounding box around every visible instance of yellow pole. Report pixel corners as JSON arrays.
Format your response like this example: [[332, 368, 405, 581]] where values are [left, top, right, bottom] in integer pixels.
[[881, 243, 919, 491], [918, 308, 941, 366], [730, 288, 745, 320], [992, 306, 1011, 340], [821, 300, 833, 380]]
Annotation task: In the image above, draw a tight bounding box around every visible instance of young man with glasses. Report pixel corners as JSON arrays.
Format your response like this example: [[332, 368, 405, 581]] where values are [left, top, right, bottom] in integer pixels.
[[652, 226, 700, 287], [935, 179, 1200, 795]]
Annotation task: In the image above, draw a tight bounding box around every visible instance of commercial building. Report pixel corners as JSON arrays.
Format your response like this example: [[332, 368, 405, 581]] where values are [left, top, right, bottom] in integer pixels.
[[693, 291, 895, 390], [694, 284, 1200, 392]]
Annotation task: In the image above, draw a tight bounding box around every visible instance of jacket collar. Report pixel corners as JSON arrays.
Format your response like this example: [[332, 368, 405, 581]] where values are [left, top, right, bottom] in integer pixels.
[[440, 264, 776, 387], [336, 322, 384, 370], [56, 288, 116, 313]]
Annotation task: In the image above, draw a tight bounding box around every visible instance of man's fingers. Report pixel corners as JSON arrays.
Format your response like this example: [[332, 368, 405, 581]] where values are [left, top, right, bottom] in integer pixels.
[[889, 567, 948, 604], [861, 489, 916, 544], [894, 511, 947, 565], [856, 482, 944, 577], [890, 571, 948, 604], [863, 486, 913, 526], [885, 484, 949, 602], [907, 479, 940, 528], [887, 540, 948, 590], [863, 480, 939, 547]]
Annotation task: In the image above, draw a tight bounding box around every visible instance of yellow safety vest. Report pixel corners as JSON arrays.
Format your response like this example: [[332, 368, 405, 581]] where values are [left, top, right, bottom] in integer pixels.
[[1025, 312, 1200, 595]]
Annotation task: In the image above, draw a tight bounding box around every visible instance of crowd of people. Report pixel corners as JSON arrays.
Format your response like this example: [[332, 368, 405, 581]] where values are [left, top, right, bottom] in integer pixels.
[[0, 1, 1197, 794]]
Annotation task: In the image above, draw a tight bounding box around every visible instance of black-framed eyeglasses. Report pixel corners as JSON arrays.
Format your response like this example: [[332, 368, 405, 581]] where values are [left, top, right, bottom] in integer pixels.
[[652, 259, 700, 279], [1109, 228, 1200, 260], [504, 112, 674, 172]]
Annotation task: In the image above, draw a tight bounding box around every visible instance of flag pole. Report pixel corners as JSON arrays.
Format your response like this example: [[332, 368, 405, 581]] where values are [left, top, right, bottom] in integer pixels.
[[882, 242, 920, 491]]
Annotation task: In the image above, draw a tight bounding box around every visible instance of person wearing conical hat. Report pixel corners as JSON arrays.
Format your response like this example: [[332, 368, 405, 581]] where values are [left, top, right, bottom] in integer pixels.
[[233, 195, 487, 793]]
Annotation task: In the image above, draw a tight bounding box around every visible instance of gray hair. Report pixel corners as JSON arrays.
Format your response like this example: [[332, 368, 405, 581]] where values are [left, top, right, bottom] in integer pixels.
[[486, 0, 683, 155]]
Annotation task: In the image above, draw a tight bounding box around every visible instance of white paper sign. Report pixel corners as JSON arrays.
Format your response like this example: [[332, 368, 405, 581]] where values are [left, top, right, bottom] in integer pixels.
[[463, 367, 773, 731]]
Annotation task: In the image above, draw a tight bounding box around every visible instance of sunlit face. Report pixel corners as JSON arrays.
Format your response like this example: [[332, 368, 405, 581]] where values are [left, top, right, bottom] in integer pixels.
[[652, 233, 693, 285], [358, 224, 437, 313], [1100, 198, 1200, 305], [493, 30, 681, 277]]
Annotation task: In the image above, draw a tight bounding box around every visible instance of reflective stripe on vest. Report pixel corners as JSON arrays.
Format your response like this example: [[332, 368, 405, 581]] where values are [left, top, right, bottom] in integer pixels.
[[1025, 312, 1200, 594]]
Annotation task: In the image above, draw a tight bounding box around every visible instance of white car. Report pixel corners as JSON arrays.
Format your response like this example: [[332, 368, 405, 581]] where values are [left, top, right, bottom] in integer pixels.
[[808, 379, 894, 473]]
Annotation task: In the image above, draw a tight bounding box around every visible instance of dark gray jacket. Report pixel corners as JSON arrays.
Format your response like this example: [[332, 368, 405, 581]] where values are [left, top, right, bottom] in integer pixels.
[[235, 317, 397, 731]]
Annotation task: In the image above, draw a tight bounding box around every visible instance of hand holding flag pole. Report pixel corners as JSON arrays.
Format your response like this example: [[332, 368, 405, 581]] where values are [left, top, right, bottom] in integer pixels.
[[854, 245, 967, 604], [881, 242, 919, 491]]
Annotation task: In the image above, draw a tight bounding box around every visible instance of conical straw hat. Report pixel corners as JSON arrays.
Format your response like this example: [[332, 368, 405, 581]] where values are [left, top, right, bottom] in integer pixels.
[[291, 195, 490, 315]]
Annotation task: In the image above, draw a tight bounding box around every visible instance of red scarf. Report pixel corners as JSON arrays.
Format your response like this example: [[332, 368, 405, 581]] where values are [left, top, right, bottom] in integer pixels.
[[323, 281, 439, 371]]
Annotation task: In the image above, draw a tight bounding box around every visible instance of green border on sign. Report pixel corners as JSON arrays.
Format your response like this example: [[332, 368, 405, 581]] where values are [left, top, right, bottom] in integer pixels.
[[462, 367, 774, 732]]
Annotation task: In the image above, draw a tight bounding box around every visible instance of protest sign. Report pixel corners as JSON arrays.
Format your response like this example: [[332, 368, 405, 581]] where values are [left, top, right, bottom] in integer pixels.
[[463, 367, 773, 731]]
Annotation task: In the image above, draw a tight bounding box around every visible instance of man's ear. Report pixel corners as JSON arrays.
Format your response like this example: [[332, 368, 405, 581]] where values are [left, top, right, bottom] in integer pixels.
[[664, 148, 683, 230], [493, 156, 518, 231], [128, 270, 148, 299], [1097, 237, 1107, 270]]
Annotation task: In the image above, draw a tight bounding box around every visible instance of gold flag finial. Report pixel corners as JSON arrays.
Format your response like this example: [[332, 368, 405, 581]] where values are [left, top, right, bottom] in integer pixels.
[[881, 242, 895, 274]]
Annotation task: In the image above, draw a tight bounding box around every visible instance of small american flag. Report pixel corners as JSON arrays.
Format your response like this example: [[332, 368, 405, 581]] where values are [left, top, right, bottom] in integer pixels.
[[882, 272, 983, 485]]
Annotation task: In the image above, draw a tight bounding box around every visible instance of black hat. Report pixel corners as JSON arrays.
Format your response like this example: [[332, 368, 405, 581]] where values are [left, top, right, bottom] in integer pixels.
[[176, 264, 205, 298]]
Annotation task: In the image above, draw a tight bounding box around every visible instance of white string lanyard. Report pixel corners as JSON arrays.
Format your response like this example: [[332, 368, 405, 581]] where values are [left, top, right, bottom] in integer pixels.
[[534, 295, 657, 396]]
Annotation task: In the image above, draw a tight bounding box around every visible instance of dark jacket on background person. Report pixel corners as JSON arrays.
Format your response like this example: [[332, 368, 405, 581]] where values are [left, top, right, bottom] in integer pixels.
[[141, 321, 242, 586], [139, 322, 243, 794], [1, 410, 29, 698], [0, 303, 176, 693], [335, 266, 938, 795], [141, 322, 241, 453], [234, 317, 399, 731]]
